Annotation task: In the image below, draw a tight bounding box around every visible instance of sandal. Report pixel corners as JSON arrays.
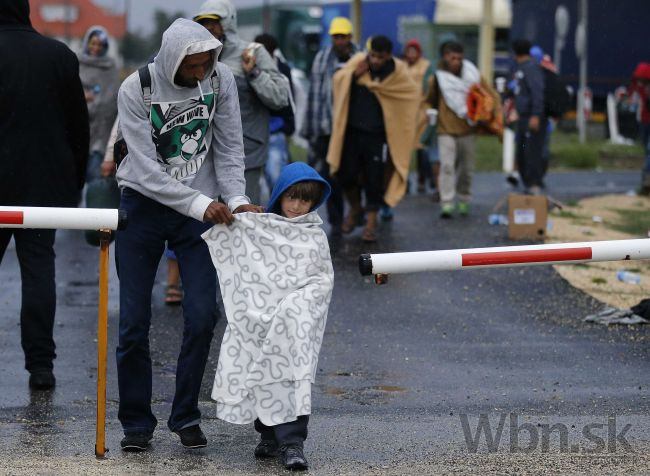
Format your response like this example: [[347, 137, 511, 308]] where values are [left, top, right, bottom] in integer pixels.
[[361, 227, 377, 243], [341, 211, 359, 234], [164, 284, 183, 305]]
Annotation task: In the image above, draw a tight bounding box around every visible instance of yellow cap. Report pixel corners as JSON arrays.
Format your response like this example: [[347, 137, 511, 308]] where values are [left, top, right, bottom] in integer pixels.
[[329, 17, 353, 36], [193, 13, 221, 22]]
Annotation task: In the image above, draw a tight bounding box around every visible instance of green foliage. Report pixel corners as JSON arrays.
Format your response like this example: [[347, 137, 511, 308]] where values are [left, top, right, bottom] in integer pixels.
[[610, 209, 650, 237], [120, 10, 186, 65]]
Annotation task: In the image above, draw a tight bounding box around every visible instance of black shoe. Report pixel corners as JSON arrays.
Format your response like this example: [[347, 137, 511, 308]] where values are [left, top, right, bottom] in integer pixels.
[[174, 424, 207, 449], [254, 439, 279, 458], [280, 444, 309, 471], [29, 370, 55, 390], [120, 432, 153, 452]]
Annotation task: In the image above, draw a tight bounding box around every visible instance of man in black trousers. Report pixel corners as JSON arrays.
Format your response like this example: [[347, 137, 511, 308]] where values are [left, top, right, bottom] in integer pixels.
[[512, 38, 547, 194], [0, 0, 89, 390]]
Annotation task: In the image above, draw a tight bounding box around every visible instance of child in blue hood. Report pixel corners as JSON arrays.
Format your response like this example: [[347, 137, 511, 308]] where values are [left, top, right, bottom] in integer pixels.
[[267, 162, 331, 218], [229, 161, 329, 470]]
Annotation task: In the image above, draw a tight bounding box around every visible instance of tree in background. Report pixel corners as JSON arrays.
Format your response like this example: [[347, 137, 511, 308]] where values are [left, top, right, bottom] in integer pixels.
[[120, 10, 185, 65]]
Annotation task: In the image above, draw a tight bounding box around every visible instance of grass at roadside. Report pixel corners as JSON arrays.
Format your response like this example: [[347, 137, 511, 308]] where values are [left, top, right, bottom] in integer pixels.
[[290, 130, 645, 173], [475, 130, 644, 171]]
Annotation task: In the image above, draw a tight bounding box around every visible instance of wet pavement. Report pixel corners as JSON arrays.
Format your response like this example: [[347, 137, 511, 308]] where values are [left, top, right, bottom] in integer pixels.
[[1, 171, 649, 475]]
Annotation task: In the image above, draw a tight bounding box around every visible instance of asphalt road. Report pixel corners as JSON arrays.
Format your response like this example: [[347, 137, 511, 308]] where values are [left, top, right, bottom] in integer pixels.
[[0, 171, 648, 475]]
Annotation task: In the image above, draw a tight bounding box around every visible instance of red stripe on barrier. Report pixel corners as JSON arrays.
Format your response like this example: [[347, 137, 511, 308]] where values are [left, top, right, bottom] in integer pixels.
[[462, 247, 593, 267], [0, 211, 24, 225]]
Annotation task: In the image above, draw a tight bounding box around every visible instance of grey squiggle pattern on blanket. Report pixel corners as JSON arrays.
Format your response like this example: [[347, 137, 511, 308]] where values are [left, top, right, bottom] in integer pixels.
[[202, 212, 334, 426]]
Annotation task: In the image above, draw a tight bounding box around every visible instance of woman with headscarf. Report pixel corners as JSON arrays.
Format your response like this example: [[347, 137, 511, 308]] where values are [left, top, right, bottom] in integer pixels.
[[78, 26, 119, 182]]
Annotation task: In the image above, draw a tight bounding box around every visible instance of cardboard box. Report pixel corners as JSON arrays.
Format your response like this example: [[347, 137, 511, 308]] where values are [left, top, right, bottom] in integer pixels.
[[507, 194, 548, 240]]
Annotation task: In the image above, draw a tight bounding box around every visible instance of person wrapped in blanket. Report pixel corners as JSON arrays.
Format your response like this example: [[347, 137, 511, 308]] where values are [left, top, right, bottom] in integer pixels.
[[203, 162, 334, 471]]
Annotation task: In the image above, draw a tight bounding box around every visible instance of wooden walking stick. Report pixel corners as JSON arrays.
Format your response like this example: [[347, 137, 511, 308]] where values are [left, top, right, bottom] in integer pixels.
[[95, 230, 111, 458]]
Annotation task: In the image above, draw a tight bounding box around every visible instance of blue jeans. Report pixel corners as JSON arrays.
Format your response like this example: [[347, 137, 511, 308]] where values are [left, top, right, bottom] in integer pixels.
[[264, 133, 289, 192], [115, 189, 219, 434]]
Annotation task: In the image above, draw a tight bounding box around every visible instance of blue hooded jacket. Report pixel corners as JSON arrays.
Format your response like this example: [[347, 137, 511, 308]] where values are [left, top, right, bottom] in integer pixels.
[[266, 162, 331, 215]]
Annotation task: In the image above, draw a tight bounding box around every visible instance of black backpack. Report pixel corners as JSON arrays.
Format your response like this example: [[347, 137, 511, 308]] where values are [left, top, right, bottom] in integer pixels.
[[543, 68, 570, 119]]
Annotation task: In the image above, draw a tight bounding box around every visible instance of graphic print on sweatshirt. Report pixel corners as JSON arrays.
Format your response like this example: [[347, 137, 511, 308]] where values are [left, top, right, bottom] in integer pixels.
[[150, 93, 216, 181]]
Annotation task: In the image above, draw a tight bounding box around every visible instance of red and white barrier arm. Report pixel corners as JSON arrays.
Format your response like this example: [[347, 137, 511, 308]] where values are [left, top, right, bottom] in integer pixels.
[[0, 207, 127, 231], [359, 239, 650, 276]]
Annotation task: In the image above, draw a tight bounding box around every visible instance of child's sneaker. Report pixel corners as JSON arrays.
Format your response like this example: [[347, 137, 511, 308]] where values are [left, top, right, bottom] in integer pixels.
[[254, 439, 279, 458], [458, 202, 470, 216], [440, 203, 454, 219], [280, 444, 309, 471]]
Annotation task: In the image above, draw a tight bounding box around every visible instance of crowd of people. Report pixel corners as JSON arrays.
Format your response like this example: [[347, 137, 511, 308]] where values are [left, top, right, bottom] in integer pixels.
[[2, 0, 649, 472]]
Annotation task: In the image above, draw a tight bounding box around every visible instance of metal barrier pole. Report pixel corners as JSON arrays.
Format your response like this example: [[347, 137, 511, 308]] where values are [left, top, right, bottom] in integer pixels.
[[95, 230, 111, 458], [359, 239, 650, 281], [0, 206, 126, 457]]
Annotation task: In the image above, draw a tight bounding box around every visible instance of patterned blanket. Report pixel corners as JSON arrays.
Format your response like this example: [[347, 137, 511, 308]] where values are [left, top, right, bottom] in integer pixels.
[[202, 211, 334, 425]]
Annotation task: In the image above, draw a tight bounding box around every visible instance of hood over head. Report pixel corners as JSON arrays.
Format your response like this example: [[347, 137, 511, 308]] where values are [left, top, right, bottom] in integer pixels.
[[0, 0, 31, 26], [79, 25, 116, 68], [193, 0, 238, 36], [154, 18, 223, 89], [267, 163, 332, 214], [81, 26, 110, 56]]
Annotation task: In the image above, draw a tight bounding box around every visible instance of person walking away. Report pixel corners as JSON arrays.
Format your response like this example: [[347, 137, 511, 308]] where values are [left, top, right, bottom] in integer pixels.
[[301, 17, 358, 239], [78, 26, 119, 183], [404, 39, 437, 196], [425, 41, 500, 218], [327, 35, 419, 242], [114, 18, 262, 452], [511, 39, 547, 195], [193, 0, 289, 205], [254, 33, 295, 193], [630, 63, 650, 194], [0, 0, 89, 390]]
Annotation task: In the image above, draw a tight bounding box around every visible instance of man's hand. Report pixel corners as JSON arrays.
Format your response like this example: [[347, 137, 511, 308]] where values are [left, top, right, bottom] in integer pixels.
[[353, 57, 369, 79], [234, 204, 264, 214], [100, 160, 116, 177], [528, 115, 540, 132], [204, 201, 235, 225], [242, 51, 257, 74]]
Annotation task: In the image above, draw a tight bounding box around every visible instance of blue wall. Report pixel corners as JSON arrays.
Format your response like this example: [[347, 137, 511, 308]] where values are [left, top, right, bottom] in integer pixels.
[[322, 1, 436, 55], [510, 0, 650, 96]]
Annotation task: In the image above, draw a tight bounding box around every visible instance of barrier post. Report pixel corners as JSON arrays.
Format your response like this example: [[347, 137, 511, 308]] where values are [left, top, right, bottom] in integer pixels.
[[95, 230, 111, 458]]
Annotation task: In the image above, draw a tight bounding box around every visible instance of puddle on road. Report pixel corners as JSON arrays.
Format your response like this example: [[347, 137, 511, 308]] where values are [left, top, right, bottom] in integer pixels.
[[322, 385, 407, 404]]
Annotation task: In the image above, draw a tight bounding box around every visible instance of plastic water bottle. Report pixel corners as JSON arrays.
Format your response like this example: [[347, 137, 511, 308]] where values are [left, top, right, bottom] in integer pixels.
[[488, 214, 508, 225], [616, 270, 641, 285]]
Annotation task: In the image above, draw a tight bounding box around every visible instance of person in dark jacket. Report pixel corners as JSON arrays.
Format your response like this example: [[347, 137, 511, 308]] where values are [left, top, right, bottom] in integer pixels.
[[254, 33, 296, 192], [0, 0, 89, 390], [511, 38, 546, 194]]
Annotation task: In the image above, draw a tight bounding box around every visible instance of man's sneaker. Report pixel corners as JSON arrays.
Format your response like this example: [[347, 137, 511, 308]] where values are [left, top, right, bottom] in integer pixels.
[[29, 370, 55, 390], [458, 202, 470, 216], [174, 424, 207, 449], [440, 203, 454, 219], [120, 432, 153, 452], [254, 439, 279, 458], [280, 444, 309, 471]]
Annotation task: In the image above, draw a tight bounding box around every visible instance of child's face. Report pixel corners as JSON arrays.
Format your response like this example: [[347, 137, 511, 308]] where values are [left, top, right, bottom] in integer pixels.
[[280, 195, 314, 218]]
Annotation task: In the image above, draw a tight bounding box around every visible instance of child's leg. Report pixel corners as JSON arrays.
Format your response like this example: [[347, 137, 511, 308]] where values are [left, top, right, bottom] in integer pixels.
[[254, 418, 276, 441], [273, 415, 309, 447]]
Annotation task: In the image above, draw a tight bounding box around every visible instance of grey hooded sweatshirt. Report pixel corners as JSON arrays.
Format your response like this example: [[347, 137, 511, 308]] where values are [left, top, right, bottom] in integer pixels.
[[78, 26, 119, 153], [194, 0, 289, 170], [116, 18, 248, 222]]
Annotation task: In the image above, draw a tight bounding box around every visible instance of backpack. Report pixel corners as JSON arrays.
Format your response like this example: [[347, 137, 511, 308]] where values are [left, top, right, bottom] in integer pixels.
[[543, 68, 570, 119], [113, 64, 221, 166]]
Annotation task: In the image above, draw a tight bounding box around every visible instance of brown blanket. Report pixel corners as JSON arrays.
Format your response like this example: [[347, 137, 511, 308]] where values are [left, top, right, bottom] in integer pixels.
[[327, 53, 420, 207]]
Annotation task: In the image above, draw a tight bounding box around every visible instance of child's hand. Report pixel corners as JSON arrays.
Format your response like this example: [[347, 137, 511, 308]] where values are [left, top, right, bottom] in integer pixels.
[[234, 204, 264, 214], [204, 201, 235, 225]]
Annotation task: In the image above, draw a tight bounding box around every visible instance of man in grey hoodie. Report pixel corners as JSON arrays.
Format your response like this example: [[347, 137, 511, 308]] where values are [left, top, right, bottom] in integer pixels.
[[115, 18, 261, 452], [193, 0, 289, 204]]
